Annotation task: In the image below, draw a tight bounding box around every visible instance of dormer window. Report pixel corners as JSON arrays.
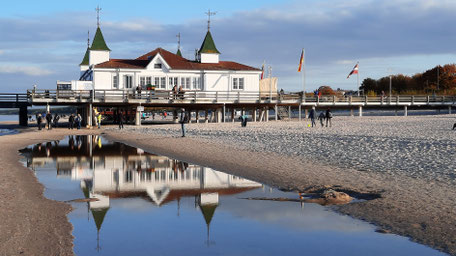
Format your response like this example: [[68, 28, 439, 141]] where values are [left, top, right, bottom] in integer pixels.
[[154, 63, 162, 69]]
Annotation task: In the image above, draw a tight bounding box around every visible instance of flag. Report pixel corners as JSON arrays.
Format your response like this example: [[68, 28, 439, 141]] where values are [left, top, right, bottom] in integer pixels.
[[347, 63, 359, 78], [260, 62, 265, 79], [298, 49, 304, 72]]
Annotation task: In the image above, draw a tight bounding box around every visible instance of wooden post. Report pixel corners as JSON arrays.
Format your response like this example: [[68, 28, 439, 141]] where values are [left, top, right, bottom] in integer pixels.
[[205, 110, 209, 123], [19, 106, 28, 127], [231, 108, 235, 122], [253, 107, 257, 122], [288, 106, 292, 119], [298, 104, 302, 121], [359, 106, 363, 117], [265, 107, 269, 122], [449, 106, 452, 114], [350, 109, 354, 117], [275, 104, 278, 121], [195, 110, 199, 123], [404, 105, 408, 116]]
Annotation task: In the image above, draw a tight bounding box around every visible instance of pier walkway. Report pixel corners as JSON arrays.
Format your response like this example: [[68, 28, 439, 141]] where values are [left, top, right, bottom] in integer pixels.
[[0, 93, 30, 126], [2, 89, 456, 126]]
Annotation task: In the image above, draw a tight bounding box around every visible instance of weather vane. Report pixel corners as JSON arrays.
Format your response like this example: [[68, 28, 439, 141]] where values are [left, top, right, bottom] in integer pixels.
[[205, 9, 217, 31], [176, 32, 181, 50], [95, 6, 102, 27]]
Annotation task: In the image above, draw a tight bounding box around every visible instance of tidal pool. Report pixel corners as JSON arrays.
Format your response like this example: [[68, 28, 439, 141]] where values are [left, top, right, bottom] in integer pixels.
[[20, 135, 444, 256]]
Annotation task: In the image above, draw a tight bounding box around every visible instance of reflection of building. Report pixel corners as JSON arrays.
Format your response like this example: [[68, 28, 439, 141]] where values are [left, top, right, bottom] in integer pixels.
[[22, 135, 262, 245]]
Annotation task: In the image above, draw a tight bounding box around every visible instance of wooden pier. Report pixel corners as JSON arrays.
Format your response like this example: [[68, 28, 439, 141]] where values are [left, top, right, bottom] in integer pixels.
[[2, 89, 456, 126]]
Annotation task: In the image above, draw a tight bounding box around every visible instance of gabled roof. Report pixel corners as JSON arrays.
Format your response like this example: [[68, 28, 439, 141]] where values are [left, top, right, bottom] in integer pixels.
[[95, 47, 260, 71], [91, 27, 110, 51], [199, 31, 220, 54], [80, 47, 90, 66]]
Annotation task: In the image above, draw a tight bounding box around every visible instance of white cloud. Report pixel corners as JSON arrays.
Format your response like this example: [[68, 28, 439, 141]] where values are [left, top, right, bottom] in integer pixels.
[[0, 65, 53, 76]]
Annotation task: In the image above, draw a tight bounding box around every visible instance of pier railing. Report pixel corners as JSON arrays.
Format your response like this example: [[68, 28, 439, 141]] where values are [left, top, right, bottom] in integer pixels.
[[26, 89, 456, 106], [0, 93, 29, 103]]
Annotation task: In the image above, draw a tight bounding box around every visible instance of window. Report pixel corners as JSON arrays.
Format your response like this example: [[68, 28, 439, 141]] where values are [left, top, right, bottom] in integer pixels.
[[155, 77, 160, 87], [113, 75, 118, 88], [160, 77, 166, 89], [192, 77, 201, 90], [140, 77, 146, 86], [124, 75, 133, 89], [239, 78, 244, 90], [232, 78, 245, 90], [154, 63, 162, 69], [146, 76, 152, 85], [185, 78, 190, 89]]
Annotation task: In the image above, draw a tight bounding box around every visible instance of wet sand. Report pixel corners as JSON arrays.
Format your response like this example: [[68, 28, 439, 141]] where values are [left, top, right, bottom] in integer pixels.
[[1, 115, 455, 255]]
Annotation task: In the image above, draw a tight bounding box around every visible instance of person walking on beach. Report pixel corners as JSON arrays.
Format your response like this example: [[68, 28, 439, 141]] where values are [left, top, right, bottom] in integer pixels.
[[37, 113, 43, 130], [325, 108, 333, 127], [76, 114, 82, 129], [45, 112, 53, 130], [453, 122, 456, 130], [97, 113, 102, 129], [118, 111, 124, 129], [179, 108, 188, 137], [318, 111, 325, 127], [53, 114, 60, 128], [68, 114, 75, 129], [308, 107, 316, 127]]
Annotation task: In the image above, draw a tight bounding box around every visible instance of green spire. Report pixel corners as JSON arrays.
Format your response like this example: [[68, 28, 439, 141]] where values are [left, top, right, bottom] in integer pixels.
[[176, 48, 182, 57], [199, 31, 220, 54], [91, 27, 110, 51], [80, 47, 90, 66], [91, 208, 109, 231], [200, 204, 217, 225]]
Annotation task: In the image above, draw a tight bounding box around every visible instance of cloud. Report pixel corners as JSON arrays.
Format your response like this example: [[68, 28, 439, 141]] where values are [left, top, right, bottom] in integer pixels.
[[0, 50, 4, 55], [2, 0, 456, 92], [0, 65, 53, 76]]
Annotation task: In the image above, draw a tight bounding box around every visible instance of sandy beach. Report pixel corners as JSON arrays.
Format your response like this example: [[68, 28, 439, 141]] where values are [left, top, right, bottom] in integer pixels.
[[1, 115, 455, 255]]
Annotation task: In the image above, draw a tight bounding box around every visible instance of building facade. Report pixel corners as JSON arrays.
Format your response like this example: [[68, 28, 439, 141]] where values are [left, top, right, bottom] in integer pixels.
[[66, 24, 262, 93]]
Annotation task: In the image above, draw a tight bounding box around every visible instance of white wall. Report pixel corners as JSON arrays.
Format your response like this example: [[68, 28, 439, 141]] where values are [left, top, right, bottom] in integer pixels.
[[200, 53, 219, 64], [89, 50, 110, 66]]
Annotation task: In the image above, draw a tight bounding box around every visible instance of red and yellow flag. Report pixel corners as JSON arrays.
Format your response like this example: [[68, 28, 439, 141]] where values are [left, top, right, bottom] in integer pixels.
[[298, 49, 304, 72]]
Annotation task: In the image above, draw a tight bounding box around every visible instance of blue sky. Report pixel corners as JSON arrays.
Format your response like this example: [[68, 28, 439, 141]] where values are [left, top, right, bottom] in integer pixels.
[[1, 0, 456, 92]]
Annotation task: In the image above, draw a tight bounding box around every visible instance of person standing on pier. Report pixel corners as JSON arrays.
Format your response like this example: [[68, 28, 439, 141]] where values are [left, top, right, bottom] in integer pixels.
[[308, 108, 316, 127], [53, 114, 60, 128], [325, 109, 333, 127], [46, 112, 53, 130]]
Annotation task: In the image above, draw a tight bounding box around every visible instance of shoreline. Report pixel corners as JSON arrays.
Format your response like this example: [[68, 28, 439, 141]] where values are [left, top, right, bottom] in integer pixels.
[[0, 116, 455, 255]]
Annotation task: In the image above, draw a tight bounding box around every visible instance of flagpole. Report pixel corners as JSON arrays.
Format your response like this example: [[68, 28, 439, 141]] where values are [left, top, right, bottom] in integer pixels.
[[302, 48, 306, 102], [357, 63, 360, 96]]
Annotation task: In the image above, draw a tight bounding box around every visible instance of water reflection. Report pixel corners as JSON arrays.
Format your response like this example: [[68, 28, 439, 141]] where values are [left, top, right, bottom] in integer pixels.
[[20, 136, 444, 256], [21, 135, 262, 251]]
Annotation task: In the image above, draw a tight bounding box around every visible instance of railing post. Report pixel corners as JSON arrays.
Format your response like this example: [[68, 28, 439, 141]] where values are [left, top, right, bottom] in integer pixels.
[[333, 95, 336, 103], [349, 96, 352, 104], [194, 91, 197, 101], [238, 91, 240, 102], [16, 94, 18, 102], [216, 91, 218, 102], [396, 95, 400, 104], [427, 95, 430, 104], [365, 95, 368, 103], [411, 96, 414, 105]]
